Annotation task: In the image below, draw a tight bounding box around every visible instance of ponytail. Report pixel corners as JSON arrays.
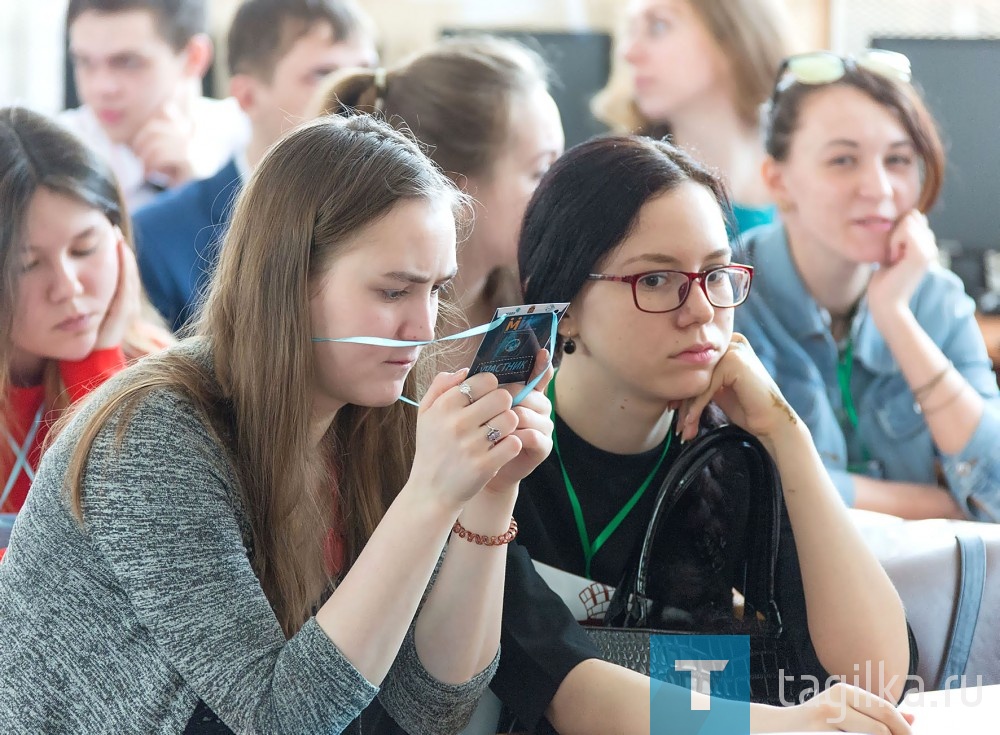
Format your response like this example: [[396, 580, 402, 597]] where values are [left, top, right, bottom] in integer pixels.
[[313, 67, 387, 117], [311, 36, 549, 180]]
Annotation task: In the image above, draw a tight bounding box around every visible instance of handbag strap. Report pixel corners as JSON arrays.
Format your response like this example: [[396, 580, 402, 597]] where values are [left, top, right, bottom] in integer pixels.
[[607, 425, 783, 631], [937, 534, 987, 689]]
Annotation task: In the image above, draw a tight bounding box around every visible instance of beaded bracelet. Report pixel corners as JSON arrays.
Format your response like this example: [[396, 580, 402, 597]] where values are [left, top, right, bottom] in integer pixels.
[[452, 517, 518, 546]]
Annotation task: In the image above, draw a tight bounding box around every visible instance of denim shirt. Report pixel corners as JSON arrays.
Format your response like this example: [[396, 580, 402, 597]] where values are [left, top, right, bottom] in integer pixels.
[[734, 223, 1000, 522]]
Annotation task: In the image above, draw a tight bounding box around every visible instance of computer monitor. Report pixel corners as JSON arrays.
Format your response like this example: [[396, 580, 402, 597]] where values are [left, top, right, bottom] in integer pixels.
[[441, 29, 611, 148], [871, 37, 1000, 300]]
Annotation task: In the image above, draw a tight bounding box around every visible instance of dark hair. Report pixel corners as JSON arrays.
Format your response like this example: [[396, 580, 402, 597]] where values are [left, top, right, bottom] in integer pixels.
[[763, 66, 946, 212], [227, 0, 372, 79], [66, 0, 206, 51], [518, 132, 743, 634], [317, 35, 549, 180], [519, 135, 733, 358]]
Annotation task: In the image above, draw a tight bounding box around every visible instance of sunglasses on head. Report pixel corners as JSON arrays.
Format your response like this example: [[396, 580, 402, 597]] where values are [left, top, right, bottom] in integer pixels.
[[770, 49, 912, 105]]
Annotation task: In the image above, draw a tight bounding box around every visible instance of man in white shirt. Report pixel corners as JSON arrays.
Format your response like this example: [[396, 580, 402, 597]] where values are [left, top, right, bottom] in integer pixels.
[[60, 0, 250, 210]]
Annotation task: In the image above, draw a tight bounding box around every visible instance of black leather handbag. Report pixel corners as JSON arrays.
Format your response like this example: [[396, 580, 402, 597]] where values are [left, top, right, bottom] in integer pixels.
[[585, 425, 808, 707]]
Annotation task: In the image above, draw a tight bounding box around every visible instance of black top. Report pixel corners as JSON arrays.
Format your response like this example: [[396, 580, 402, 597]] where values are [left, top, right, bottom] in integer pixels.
[[491, 410, 835, 732], [492, 541, 602, 733], [515, 412, 688, 586]]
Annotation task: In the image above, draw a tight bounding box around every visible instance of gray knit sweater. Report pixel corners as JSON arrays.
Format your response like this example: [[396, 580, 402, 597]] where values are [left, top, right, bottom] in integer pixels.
[[0, 350, 497, 734]]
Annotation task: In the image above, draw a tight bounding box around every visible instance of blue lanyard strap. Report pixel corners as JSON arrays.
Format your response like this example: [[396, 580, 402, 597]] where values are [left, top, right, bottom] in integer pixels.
[[312, 311, 557, 407], [2, 406, 43, 509]]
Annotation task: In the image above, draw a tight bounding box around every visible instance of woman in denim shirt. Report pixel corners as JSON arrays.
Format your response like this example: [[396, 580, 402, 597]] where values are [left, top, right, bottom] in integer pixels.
[[735, 51, 1000, 522]]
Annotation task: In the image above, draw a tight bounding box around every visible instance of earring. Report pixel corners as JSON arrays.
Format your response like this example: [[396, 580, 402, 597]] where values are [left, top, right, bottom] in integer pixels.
[[563, 337, 576, 355]]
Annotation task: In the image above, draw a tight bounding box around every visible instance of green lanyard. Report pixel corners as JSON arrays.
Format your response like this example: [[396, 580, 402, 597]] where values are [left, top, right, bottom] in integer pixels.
[[836, 338, 860, 430], [547, 377, 673, 579], [836, 337, 872, 471]]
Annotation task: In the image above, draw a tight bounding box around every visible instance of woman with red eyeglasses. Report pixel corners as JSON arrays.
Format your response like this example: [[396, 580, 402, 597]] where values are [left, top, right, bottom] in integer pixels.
[[735, 51, 1000, 523], [488, 134, 915, 735]]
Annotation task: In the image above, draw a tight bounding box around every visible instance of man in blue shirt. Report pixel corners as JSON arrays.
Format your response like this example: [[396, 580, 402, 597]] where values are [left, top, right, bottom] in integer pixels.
[[133, 0, 377, 331]]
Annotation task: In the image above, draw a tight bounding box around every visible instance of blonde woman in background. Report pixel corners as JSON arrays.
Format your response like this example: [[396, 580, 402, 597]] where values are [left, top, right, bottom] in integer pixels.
[[315, 35, 565, 368], [594, 0, 795, 234]]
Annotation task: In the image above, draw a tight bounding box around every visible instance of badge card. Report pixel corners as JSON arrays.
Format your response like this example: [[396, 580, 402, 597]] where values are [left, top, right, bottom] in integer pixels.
[[466, 302, 569, 384]]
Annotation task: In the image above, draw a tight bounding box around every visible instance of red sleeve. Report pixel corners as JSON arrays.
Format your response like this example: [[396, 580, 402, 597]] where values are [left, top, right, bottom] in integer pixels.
[[58, 347, 128, 403]]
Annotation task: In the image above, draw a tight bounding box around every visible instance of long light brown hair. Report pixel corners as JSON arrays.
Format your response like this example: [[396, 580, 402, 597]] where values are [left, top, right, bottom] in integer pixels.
[[593, 0, 795, 136], [62, 115, 469, 636], [0, 106, 171, 480]]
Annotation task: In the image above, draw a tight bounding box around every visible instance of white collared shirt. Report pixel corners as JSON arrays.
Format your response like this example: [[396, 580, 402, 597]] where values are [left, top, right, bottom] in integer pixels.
[[59, 96, 250, 211]]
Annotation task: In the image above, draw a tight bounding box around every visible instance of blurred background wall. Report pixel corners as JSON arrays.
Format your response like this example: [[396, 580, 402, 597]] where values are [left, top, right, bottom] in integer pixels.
[[3, 0, 1000, 298], [2, 0, 832, 114], [8, 0, 1000, 115]]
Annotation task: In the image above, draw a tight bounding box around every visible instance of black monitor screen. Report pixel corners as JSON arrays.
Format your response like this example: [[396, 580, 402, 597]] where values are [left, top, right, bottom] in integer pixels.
[[872, 37, 1000, 293]]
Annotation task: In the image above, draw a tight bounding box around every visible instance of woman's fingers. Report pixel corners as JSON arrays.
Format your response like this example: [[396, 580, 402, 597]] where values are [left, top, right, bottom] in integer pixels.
[[95, 236, 139, 350], [677, 392, 710, 443], [420, 368, 469, 412], [676, 358, 731, 442], [530, 349, 554, 393], [426, 370, 500, 415], [481, 408, 520, 447], [511, 388, 550, 417], [413, 376, 523, 504], [813, 684, 913, 735], [487, 432, 523, 465]]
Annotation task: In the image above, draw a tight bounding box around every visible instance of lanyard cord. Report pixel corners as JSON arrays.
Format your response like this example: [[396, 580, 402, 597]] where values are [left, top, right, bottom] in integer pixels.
[[836, 338, 872, 470], [836, 338, 860, 429], [313, 311, 557, 407], [2, 406, 43, 509], [547, 376, 672, 579]]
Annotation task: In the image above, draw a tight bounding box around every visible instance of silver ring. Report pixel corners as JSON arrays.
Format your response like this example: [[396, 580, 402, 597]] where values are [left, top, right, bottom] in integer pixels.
[[458, 382, 474, 404], [485, 424, 502, 445]]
